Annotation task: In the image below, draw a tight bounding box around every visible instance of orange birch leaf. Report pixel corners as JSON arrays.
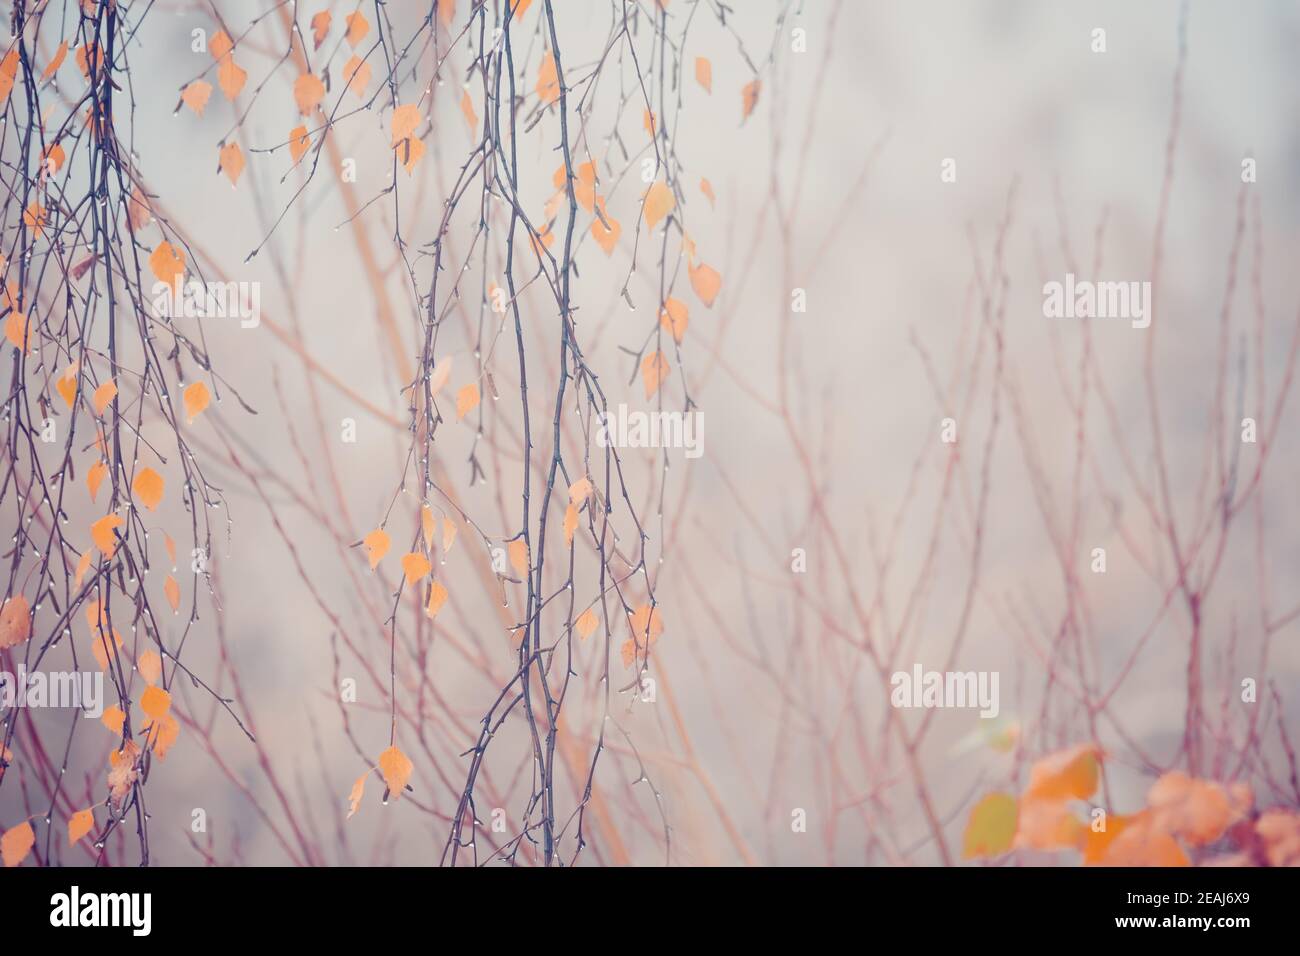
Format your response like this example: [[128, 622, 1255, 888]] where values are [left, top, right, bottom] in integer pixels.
[[0, 595, 31, 649], [68, 809, 94, 846], [180, 80, 212, 116], [377, 745, 413, 799], [401, 553, 431, 585], [345, 11, 370, 47], [695, 57, 711, 93], [294, 72, 325, 114], [183, 381, 211, 422], [426, 580, 448, 618], [1, 822, 35, 867], [456, 383, 479, 420], [507, 539, 529, 577], [92, 379, 117, 415], [217, 55, 247, 100], [90, 514, 123, 556], [363, 529, 390, 569], [132, 467, 164, 511], [641, 351, 669, 398], [688, 260, 722, 307], [643, 181, 675, 232], [575, 608, 598, 640], [87, 461, 107, 501], [163, 575, 180, 613]]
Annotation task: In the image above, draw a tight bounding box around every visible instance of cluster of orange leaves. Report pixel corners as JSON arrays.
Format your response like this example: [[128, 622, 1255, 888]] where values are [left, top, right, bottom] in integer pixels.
[[1, 603, 180, 866], [963, 744, 1300, 866]]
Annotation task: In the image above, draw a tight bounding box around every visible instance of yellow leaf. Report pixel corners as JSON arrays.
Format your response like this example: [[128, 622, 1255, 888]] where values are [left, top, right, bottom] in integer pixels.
[[643, 181, 675, 232], [688, 260, 722, 307], [347, 772, 366, 818], [1015, 796, 1087, 851], [56, 363, 78, 406], [0, 50, 18, 104], [700, 178, 715, 206], [507, 539, 529, 577], [23, 203, 47, 237], [74, 550, 93, 589], [460, 88, 477, 133], [456, 383, 480, 421], [92, 379, 117, 415], [564, 503, 578, 546], [343, 56, 371, 97], [42, 42, 68, 82], [149, 242, 185, 293], [4, 312, 30, 353], [90, 626, 123, 671], [742, 79, 761, 120], [210, 31, 234, 61], [141, 685, 171, 721], [391, 104, 420, 145], [101, 706, 125, 737], [132, 466, 164, 511], [1082, 813, 1134, 865], [1099, 817, 1190, 867], [536, 51, 559, 105], [219, 142, 244, 186], [289, 125, 310, 164], [0, 595, 31, 649], [426, 580, 448, 618], [147, 712, 180, 759], [641, 351, 669, 398], [216, 54, 247, 100], [440, 517, 457, 554], [1147, 772, 1237, 847], [181, 80, 212, 116], [1024, 744, 1101, 802], [397, 136, 425, 175], [183, 381, 211, 422], [1, 821, 35, 867], [138, 649, 163, 684], [628, 604, 663, 648], [310, 11, 332, 48], [67, 809, 94, 846], [569, 477, 592, 505], [401, 552, 432, 585], [42, 142, 66, 177], [363, 529, 390, 569], [695, 57, 711, 93], [575, 608, 598, 640], [659, 297, 688, 343], [90, 514, 123, 557], [163, 574, 180, 613], [421, 505, 436, 545], [294, 72, 325, 115], [963, 792, 1018, 859], [591, 196, 620, 255], [87, 460, 107, 502], [377, 745, 413, 799], [345, 11, 370, 47]]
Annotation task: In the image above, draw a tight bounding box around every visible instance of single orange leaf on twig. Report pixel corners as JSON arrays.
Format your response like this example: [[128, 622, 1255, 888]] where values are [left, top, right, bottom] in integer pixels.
[[68, 809, 95, 846], [132, 467, 164, 511], [456, 383, 480, 420], [694, 57, 711, 93], [377, 745, 413, 800], [401, 553, 431, 585], [363, 529, 390, 568], [183, 381, 211, 423], [641, 351, 669, 398]]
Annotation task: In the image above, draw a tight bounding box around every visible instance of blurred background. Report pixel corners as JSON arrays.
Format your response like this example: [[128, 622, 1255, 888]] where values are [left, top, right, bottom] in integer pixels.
[[5, 0, 1300, 866]]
